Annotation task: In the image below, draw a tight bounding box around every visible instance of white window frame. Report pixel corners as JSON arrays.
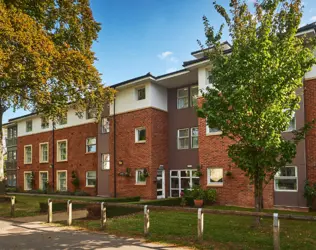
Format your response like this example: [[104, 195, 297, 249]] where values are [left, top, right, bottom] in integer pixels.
[[56, 170, 67, 191], [136, 86, 146, 101], [274, 166, 298, 192], [191, 127, 199, 149], [177, 128, 189, 149], [39, 142, 49, 163], [135, 127, 146, 143], [57, 139, 68, 162], [86, 137, 97, 153], [101, 153, 110, 170], [206, 70, 213, 86], [24, 145, 32, 164], [169, 169, 200, 197], [101, 118, 110, 133], [86, 171, 97, 187], [190, 85, 199, 107], [177, 87, 189, 109], [41, 118, 49, 129], [39, 171, 49, 190], [207, 168, 224, 186], [24, 171, 33, 191], [26, 120, 32, 132], [206, 125, 222, 136], [135, 169, 146, 185]]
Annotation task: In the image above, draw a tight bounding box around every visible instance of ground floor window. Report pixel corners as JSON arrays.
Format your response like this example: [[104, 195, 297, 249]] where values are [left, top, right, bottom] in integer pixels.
[[7, 173, 16, 187], [39, 172, 48, 190], [57, 171, 67, 191], [274, 166, 298, 192], [170, 170, 200, 197], [136, 169, 147, 184], [24, 172, 32, 191], [86, 171, 96, 187], [207, 168, 224, 186]]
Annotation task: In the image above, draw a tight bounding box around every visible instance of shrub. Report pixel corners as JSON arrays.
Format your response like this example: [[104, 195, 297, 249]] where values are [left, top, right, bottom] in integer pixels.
[[137, 198, 182, 206], [204, 189, 216, 204], [5, 187, 17, 193], [101, 196, 140, 203], [183, 186, 217, 205], [304, 180, 316, 208], [74, 191, 90, 196]]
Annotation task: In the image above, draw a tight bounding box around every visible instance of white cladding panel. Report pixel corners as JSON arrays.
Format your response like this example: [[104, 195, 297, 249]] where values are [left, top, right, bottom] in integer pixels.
[[110, 82, 168, 115], [17, 108, 95, 137], [305, 65, 316, 80], [198, 67, 209, 95]]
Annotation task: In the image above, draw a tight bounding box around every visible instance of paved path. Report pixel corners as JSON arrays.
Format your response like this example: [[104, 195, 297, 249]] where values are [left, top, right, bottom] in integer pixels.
[[0, 218, 189, 250]]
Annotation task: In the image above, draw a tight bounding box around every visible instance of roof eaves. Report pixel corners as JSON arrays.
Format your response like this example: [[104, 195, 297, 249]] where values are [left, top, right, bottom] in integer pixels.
[[110, 72, 156, 89], [191, 41, 232, 55]]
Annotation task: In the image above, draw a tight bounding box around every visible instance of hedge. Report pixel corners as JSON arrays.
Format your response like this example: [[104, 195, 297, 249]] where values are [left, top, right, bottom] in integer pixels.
[[137, 198, 182, 206]]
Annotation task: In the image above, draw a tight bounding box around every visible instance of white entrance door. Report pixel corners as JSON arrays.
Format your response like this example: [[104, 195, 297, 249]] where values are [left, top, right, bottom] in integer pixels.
[[157, 170, 165, 199]]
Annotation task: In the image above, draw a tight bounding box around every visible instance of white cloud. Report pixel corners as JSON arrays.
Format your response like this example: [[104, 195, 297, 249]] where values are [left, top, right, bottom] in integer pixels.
[[166, 68, 177, 73], [311, 16, 316, 22], [158, 51, 173, 60]]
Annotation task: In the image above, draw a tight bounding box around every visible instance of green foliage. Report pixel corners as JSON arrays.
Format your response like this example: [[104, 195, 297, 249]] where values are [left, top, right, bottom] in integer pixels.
[[137, 198, 182, 206], [304, 180, 316, 208], [198, 0, 316, 210], [71, 171, 80, 190], [184, 186, 217, 204]]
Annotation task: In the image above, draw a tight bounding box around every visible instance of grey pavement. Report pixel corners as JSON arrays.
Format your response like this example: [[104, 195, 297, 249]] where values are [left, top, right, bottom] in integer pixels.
[[0, 219, 190, 250]]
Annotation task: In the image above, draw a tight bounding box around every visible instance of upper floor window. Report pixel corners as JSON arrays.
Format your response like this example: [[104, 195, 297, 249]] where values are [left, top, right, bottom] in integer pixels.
[[24, 145, 32, 164], [7, 127, 17, 138], [136, 87, 146, 100], [101, 118, 110, 133], [101, 153, 110, 170], [206, 125, 222, 136], [58, 115, 67, 125], [26, 120, 32, 132], [87, 108, 97, 119], [191, 127, 199, 149], [41, 118, 49, 129], [39, 143, 49, 163], [286, 113, 296, 132], [274, 166, 297, 192], [190, 86, 199, 107], [177, 128, 189, 149], [206, 70, 214, 86], [7, 150, 17, 161], [86, 137, 96, 153], [57, 140, 67, 162], [177, 88, 188, 109], [135, 127, 146, 143]]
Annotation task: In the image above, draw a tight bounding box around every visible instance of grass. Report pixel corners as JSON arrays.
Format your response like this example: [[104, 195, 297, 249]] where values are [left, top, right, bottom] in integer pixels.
[[67, 211, 316, 250]]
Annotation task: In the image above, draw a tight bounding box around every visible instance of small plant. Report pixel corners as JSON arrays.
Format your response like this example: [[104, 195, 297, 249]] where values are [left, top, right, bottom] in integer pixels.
[[31, 172, 36, 189], [180, 191, 187, 207], [225, 171, 233, 177], [304, 180, 316, 208], [196, 165, 203, 177], [143, 168, 150, 178], [71, 171, 80, 190], [119, 167, 132, 177]]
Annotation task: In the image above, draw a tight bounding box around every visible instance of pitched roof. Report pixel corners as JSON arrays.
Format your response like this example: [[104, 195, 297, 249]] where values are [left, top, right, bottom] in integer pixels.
[[297, 22, 316, 33]]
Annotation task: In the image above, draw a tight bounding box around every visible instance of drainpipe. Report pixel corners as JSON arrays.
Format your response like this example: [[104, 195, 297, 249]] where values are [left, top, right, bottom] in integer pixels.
[[113, 99, 117, 197], [52, 121, 55, 192]]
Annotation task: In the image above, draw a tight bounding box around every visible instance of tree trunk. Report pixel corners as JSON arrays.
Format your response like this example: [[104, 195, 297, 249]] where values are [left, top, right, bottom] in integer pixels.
[[0, 107, 4, 180], [254, 171, 263, 227]]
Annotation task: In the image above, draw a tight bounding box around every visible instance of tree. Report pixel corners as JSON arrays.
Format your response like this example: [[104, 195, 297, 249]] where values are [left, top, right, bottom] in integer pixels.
[[0, 1, 116, 172], [197, 0, 316, 218]]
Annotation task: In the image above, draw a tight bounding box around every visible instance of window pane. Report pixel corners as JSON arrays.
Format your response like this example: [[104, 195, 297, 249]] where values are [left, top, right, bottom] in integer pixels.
[[171, 190, 179, 197], [178, 88, 188, 98], [179, 129, 189, 137], [192, 178, 200, 187], [192, 137, 198, 148], [137, 88, 146, 100], [208, 168, 223, 183], [275, 179, 297, 191], [181, 178, 190, 189], [177, 97, 188, 109], [87, 138, 96, 145], [178, 138, 189, 149], [180, 171, 190, 177], [191, 86, 198, 106], [137, 129, 146, 141], [87, 171, 96, 178], [171, 171, 178, 177], [277, 167, 296, 177], [87, 145, 96, 153], [207, 126, 221, 134], [171, 178, 179, 188]]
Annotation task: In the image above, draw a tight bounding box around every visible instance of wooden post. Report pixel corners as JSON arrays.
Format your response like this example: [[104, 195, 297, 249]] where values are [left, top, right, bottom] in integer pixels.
[[144, 205, 150, 236], [198, 208, 204, 241], [10, 196, 15, 217], [48, 199, 53, 223], [67, 200, 72, 226], [101, 202, 106, 229], [273, 213, 280, 250]]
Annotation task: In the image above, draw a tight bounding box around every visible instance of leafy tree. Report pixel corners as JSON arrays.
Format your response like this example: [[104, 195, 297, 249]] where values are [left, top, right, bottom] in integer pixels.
[[0, 1, 116, 171], [197, 0, 316, 217]]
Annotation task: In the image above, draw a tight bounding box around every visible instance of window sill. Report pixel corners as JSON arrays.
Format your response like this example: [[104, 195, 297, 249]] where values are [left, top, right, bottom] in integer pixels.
[[135, 141, 146, 144], [135, 183, 146, 186], [24, 162, 32, 165], [177, 147, 189, 150], [57, 160, 68, 163], [39, 161, 49, 164], [85, 152, 96, 154], [274, 189, 298, 192], [207, 184, 224, 187], [86, 185, 96, 188], [206, 132, 222, 136]]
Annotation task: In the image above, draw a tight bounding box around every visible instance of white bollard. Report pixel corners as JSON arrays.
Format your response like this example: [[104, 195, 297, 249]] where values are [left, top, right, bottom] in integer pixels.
[[273, 213, 280, 250], [48, 199, 53, 223], [101, 202, 106, 229], [198, 208, 204, 241], [144, 205, 150, 236], [67, 200, 72, 226]]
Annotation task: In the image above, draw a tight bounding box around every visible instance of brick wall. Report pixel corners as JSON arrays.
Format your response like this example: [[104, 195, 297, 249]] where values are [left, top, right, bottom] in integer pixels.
[[17, 122, 98, 195], [304, 79, 316, 208], [109, 108, 168, 199]]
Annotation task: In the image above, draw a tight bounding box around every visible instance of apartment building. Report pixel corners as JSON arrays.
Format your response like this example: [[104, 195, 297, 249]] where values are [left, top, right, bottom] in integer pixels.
[[3, 22, 316, 210]]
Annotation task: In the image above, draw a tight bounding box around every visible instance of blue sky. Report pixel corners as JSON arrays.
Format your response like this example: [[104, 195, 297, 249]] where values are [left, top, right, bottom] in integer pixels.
[[3, 0, 316, 123]]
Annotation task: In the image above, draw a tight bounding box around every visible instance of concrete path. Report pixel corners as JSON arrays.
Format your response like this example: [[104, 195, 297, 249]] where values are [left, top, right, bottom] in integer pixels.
[[0, 218, 190, 250]]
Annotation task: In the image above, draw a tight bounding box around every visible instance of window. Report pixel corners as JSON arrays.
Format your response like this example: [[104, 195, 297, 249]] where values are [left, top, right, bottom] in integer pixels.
[[7, 150, 17, 161], [41, 118, 49, 129], [57, 171, 67, 191], [136, 87, 146, 100], [8, 127, 17, 138], [39, 143, 49, 163], [136, 169, 146, 184], [101, 118, 110, 133], [190, 86, 199, 107], [24, 145, 32, 164], [101, 153, 110, 170], [207, 168, 224, 186], [26, 120, 32, 132], [24, 172, 32, 191], [7, 174, 16, 187], [191, 127, 199, 149], [177, 128, 189, 149], [206, 125, 222, 135], [274, 166, 298, 192], [58, 115, 67, 125], [57, 140, 67, 162], [206, 70, 214, 85], [86, 171, 96, 187], [87, 108, 97, 119], [170, 170, 200, 197], [86, 137, 96, 153], [135, 127, 146, 143], [287, 113, 296, 131], [177, 88, 189, 109], [39, 172, 48, 190]]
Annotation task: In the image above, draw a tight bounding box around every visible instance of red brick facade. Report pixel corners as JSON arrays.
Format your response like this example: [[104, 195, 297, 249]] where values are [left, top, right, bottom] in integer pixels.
[[17, 123, 98, 195], [109, 108, 168, 199], [305, 79, 316, 208]]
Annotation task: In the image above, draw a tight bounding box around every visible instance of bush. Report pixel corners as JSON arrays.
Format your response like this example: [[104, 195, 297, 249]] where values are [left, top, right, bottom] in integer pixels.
[[183, 187, 217, 206], [101, 196, 140, 203], [137, 198, 182, 206], [5, 187, 17, 193], [74, 191, 90, 196]]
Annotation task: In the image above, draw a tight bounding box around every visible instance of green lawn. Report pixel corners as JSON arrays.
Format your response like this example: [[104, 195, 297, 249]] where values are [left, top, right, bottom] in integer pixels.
[[67, 211, 316, 250]]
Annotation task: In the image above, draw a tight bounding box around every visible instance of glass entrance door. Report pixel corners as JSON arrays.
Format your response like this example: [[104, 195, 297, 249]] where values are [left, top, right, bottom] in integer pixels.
[[157, 170, 165, 199]]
